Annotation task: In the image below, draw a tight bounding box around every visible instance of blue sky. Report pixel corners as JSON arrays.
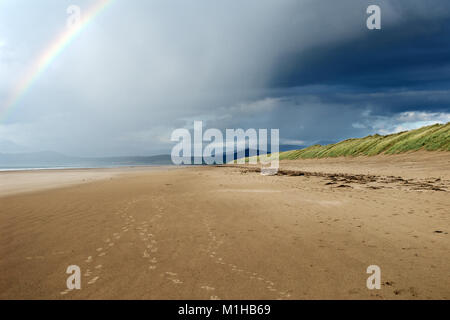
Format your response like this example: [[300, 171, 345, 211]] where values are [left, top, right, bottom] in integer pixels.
[[0, 0, 449, 156]]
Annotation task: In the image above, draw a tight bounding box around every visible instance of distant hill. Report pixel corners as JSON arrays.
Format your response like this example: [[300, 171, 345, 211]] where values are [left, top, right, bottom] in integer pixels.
[[89, 155, 172, 166], [0, 152, 172, 169], [279, 122, 450, 160], [189, 144, 301, 164], [0, 143, 301, 169], [0, 151, 75, 166], [0, 139, 34, 153]]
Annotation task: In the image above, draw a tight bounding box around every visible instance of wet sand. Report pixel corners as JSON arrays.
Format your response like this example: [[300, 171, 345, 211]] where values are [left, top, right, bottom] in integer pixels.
[[0, 153, 449, 299]]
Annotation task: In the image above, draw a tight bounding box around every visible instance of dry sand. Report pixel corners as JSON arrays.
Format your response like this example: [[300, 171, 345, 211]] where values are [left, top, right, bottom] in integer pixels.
[[0, 153, 449, 300]]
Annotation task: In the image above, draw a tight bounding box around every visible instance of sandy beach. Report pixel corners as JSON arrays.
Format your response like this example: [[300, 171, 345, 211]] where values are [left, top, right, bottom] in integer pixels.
[[0, 153, 449, 300]]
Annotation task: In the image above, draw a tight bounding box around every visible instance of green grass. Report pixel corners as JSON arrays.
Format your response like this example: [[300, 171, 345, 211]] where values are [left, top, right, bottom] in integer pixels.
[[237, 122, 450, 163], [279, 122, 450, 160]]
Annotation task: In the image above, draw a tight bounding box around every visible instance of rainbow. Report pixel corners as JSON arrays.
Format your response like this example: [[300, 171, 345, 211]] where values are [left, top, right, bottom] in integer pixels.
[[1, 0, 115, 121]]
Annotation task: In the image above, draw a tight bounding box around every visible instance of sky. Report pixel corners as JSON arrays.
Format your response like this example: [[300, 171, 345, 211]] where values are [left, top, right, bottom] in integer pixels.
[[0, 0, 449, 156]]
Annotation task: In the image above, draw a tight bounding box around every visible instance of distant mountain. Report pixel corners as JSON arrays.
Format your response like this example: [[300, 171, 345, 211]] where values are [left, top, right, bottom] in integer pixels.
[[88, 155, 173, 166], [188, 149, 260, 165], [279, 122, 450, 160], [0, 151, 74, 165], [0, 151, 172, 169], [0, 144, 302, 169], [0, 143, 306, 169], [188, 145, 300, 165], [0, 139, 34, 154]]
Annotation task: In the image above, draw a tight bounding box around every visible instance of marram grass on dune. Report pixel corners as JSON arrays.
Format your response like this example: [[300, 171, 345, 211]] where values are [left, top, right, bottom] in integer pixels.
[[281, 122, 450, 160], [241, 122, 450, 163]]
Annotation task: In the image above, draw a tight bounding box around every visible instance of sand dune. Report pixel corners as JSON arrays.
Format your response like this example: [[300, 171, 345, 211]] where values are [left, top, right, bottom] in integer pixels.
[[0, 153, 448, 299]]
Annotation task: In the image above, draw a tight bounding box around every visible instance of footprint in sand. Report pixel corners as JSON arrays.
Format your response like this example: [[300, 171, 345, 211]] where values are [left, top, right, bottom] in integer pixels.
[[204, 219, 291, 300], [171, 279, 183, 284], [60, 289, 72, 295], [88, 276, 99, 285], [201, 286, 215, 292], [85, 256, 93, 263], [95, 264, 102, 269], [96, 248, 103, 252], [52, 251, 67, 255], [98, 252, 106, 257], [162, 272, 183, 284]]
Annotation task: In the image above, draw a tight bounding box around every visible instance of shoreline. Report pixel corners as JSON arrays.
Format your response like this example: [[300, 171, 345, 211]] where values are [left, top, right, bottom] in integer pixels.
[[0, 164, 172, 173], [1, 151, 449, 197], [0, 165, 176, 197]]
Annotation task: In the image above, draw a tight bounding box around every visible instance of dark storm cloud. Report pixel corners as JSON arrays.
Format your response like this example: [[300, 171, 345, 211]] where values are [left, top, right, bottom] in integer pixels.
[[0, 0, 449, 156], [270, 87, 450, 114], [246, 0, 450, 145], [272, 10, 450, 90]]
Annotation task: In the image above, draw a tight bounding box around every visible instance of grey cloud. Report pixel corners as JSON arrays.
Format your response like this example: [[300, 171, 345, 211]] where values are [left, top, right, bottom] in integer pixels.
[[0, 0, 449, 156]]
